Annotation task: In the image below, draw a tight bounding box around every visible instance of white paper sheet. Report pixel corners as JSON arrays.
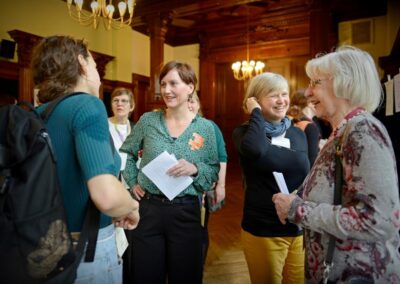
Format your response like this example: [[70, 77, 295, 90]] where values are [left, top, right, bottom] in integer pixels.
[[141, 151, 193, 200], [272, 171, 289, 194], [271, 135, 291, 149], [394, 73, 400, 113], [385, 79, 394, 116]]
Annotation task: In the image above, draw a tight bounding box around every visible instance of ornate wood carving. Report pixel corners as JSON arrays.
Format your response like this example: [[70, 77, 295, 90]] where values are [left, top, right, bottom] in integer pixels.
[[0, 60, 18, 80], [131, 73, 150, 122], [4, 30, 114, 103], [8, 30, 41, 68], [91, 51, 114, 79], [148, 14, 169, 102]]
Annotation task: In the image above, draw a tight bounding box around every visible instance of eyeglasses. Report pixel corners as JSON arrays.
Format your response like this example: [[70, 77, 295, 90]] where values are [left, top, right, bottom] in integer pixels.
[[112, 99, 130, 105], [308, 78, 331, 88]]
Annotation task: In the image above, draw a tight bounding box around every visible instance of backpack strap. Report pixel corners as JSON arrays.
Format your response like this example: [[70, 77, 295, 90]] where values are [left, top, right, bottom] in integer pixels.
[[77, 200, 100, 262]]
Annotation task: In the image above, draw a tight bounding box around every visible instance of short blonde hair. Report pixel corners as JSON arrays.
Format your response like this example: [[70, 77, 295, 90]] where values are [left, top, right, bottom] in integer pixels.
[[305, 46, 382, 112], [242, 72, 289, 113], [189, 91, 203, 116]]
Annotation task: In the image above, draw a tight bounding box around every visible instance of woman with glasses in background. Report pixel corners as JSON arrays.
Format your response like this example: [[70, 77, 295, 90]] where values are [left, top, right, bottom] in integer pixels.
[[108, 87, 136, 283], [109, 87, 135, 180]]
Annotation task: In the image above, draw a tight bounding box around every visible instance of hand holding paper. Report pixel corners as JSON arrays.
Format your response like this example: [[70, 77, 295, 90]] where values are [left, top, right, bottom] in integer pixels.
[[141, 151, 193, 200]]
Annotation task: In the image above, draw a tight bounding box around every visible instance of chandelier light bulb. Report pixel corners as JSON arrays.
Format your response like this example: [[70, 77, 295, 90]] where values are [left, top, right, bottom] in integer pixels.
[[66, 0, 136, 30], [118, 2, 127, 17], [231, 7, 265, 80], [232, 60, 265, 80], [90, 1, 98, 13], [75, 0, 83, 11]]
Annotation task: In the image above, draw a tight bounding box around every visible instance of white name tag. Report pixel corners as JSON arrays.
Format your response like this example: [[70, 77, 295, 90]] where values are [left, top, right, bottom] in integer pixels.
[[115, 227, 129, 258], [271, 136, 291, 149]]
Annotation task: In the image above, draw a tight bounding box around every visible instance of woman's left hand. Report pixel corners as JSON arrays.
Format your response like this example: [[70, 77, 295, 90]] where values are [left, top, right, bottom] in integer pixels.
[[167, 159, 198, 177], [272, 193, 297, 224]]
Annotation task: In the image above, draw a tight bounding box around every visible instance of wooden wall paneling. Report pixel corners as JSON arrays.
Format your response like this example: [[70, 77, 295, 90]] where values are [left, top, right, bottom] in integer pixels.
[[148, 15, 168, 102], [214, 63, 247, 164], [0, 60, 19, 105], [207, 37, 310, 63], [264, 58, 291, 81], [132, 73, 150, 122], [6, 30, 115, 104], [199, 59, 216, 119], [290, 56, 309, 92], [8, 30, 41, 103], [308, 1, 331, 57], [0, 60, 18, 80]]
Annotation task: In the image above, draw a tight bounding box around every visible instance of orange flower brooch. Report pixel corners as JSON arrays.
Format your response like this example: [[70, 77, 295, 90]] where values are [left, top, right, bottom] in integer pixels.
[[188, 132, 205, 150]]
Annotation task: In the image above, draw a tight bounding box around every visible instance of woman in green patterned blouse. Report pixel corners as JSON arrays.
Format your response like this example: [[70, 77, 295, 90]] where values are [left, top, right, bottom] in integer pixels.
[[120, 61, 220, 284]]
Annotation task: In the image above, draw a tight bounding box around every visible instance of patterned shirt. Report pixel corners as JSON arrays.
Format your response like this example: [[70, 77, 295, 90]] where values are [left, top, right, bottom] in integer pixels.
[[120, 111, 220, 196], [289, 110, 400, 283]]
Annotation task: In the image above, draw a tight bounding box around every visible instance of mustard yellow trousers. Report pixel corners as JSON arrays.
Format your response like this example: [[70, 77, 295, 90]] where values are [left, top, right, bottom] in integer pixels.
[[241, 229, 304, 284]]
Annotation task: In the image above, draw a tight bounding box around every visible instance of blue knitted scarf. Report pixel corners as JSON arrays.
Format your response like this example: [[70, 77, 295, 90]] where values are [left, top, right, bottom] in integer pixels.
[[264, 116, 291, 137]]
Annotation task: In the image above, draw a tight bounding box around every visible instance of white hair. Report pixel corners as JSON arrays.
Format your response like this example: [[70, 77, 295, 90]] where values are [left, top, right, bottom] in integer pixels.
[[305, 46, 382, 112]]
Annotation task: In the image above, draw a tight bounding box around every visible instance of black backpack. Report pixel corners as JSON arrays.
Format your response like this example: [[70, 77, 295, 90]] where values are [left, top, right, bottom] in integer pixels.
[[0, 94, 100, 283]]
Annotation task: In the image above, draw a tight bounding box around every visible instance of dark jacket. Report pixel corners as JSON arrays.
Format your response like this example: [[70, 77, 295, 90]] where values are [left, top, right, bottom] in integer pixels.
[[233, 108, 310, 237]]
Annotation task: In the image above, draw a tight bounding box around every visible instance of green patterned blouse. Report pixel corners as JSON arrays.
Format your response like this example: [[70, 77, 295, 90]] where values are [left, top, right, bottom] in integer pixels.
[[120, 111, 220, 197]]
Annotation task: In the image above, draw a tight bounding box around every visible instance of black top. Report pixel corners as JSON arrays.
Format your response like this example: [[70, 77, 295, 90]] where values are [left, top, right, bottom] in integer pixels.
[[233, 108, 310, 237], [303, 121, 320, 166]]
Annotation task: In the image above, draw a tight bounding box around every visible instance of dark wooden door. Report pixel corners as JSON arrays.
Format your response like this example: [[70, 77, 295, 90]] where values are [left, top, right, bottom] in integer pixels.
[[214, 63, 248, 165]]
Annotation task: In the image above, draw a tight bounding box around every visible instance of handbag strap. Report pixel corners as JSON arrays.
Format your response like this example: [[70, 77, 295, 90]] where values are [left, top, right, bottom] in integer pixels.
[[323, 126, 350, 283]]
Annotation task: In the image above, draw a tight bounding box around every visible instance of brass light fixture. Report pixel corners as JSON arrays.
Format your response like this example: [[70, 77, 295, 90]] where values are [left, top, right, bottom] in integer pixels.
[[66, 0, 135, 30], [231, 7, 265, 80]]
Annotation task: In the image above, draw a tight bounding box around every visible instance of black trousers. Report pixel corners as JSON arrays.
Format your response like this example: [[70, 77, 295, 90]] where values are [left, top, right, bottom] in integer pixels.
[[202, 199, 211, 266], [123, 194, 203, 284]]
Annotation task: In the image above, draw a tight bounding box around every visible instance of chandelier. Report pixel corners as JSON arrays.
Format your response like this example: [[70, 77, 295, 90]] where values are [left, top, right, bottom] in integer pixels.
[[231, 7, 265, 80], [66, 0, 135, 30]]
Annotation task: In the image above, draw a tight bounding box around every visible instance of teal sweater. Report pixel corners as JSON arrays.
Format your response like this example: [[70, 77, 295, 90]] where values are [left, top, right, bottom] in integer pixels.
[[210, 120, 228, 163], [121, 111, 220, 196], [37, 93, 121, 232]]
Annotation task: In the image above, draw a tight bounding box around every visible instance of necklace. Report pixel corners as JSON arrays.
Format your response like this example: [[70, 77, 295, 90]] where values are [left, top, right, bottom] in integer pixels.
[[112, 120, 131, 143]]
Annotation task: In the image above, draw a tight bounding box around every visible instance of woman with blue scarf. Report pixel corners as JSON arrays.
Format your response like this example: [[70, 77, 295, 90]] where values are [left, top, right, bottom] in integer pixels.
[[233, 72, 309, 284]]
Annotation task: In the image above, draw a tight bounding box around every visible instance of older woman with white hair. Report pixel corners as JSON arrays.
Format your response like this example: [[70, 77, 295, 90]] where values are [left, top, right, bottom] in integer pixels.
[[273, 46, 400, 283]]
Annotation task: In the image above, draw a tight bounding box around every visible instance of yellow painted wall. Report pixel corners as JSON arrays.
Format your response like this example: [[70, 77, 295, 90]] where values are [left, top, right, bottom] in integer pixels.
[[0, 0, 198, 83], [163, 44, 200, 89], [173, 44, 200, 88], [1, 0, 396, 83], [338, 0, 400, 77]]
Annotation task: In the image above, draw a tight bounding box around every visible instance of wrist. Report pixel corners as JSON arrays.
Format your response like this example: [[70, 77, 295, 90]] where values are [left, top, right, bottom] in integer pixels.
[[191, 164, 198, 177]]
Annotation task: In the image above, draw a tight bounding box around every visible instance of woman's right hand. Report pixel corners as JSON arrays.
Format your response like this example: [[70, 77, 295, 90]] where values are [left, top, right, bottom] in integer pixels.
[[246, 97, 261, 113], [113, 209, 140, 230], [131, 184, 145, 200]]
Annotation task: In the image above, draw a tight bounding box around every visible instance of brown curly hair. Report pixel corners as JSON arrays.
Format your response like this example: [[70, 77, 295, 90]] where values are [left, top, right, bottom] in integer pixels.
[[31, 35, 89, 103]]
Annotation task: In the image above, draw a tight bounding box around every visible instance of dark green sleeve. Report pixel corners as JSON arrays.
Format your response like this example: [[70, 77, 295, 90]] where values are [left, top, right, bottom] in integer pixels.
[[210, 120, 228, 162]]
